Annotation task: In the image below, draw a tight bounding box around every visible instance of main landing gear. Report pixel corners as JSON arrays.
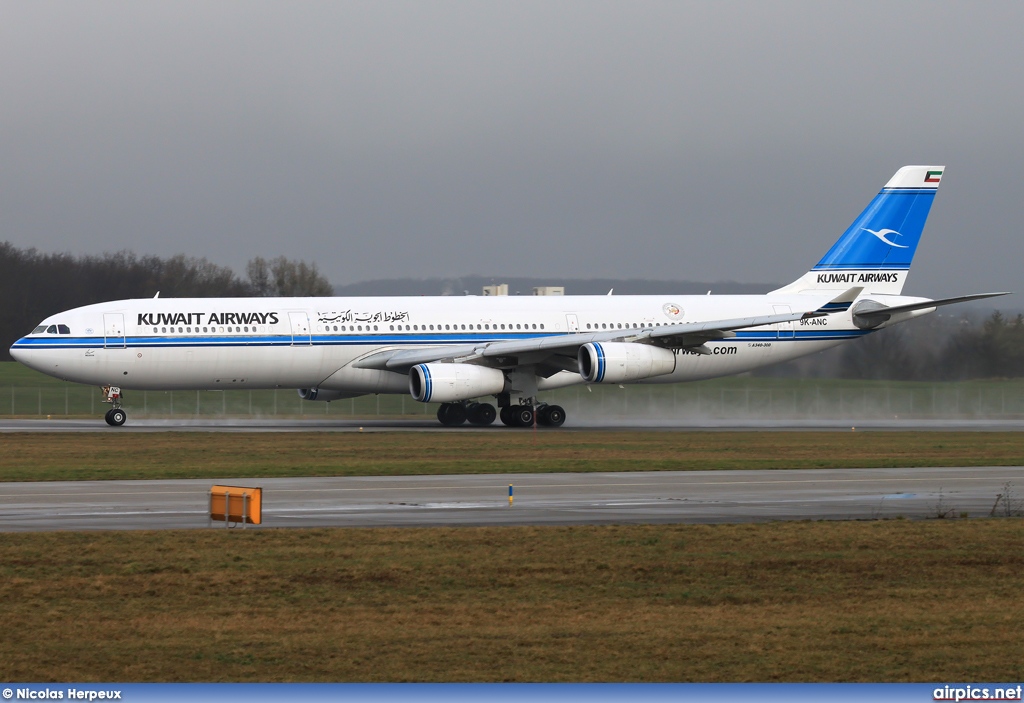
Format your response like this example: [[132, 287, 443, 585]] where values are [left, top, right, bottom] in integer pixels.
[[436, 401, 498, 426], [101, 385, 127, 426], [498, 403, 566, 428]]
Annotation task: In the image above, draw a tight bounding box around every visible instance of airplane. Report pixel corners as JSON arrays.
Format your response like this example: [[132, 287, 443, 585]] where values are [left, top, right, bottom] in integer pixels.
[[9, 165, 1008, 428]]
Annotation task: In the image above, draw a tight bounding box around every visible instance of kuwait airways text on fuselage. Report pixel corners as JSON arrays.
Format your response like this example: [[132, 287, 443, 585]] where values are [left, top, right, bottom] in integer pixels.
[[137, 312, 280, 326]]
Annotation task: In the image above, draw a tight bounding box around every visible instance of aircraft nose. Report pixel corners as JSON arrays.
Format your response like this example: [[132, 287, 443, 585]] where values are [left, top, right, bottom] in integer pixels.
[[9, 339, 41, 371]]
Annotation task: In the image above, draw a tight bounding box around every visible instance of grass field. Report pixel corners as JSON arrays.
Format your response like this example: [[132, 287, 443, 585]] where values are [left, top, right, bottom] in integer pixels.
[[3, 430, 1024, 482], [2, 519, 1021, 682]]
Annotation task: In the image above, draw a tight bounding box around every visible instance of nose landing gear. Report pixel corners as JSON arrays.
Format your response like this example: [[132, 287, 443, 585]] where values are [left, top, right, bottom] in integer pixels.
[[101, 386, 127, 426]]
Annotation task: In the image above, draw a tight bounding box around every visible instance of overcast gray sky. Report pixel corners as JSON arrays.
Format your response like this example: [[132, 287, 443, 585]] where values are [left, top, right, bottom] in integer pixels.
[[1, 1, 1021, 296]]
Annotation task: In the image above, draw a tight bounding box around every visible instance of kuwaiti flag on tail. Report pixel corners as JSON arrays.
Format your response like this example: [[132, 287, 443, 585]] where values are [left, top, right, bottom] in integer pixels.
[[812, 165, 944, 272]]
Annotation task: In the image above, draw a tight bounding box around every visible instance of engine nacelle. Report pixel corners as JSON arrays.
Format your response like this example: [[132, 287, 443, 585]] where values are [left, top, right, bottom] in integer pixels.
[[578, 342, 677, 383], [409, 363, 506, 403], [297, 388, 349, 402]]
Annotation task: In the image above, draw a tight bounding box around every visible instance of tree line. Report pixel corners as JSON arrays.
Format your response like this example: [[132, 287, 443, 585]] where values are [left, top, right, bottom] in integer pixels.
[[0, 242, 331, 360], [1, 241, 1017, 379], [759, 309, 1024, 381]]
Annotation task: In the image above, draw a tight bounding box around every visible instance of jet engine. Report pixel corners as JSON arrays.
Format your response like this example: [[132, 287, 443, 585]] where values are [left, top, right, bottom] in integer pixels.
[[409, 363, 507, 403], [297, 388, 350, 402], [578, 342, 676, 383]]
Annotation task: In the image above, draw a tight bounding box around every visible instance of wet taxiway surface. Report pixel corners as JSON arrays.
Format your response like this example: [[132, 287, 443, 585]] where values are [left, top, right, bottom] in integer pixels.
[[3, 418, 1024, 432], [1, 466, 1020, 531]]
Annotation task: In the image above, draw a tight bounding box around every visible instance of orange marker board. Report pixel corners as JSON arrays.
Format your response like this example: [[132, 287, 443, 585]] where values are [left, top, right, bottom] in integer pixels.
[[210, 485, 262, 525]]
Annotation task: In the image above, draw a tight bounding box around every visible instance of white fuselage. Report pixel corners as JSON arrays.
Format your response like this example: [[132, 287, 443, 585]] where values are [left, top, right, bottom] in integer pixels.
[[10, 293, 910, 396]]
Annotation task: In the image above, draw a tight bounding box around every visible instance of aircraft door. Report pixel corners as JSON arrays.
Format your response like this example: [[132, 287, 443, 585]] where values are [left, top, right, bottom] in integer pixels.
[[289, 311, 312, 345], [103, 313, 126, 349], [566, 314, 580, 333], [773, 305, 795, 339]]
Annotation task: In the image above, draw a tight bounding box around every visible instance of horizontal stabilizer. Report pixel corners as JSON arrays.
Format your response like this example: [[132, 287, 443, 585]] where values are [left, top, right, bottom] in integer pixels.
[[852, 292, 1011, 328]]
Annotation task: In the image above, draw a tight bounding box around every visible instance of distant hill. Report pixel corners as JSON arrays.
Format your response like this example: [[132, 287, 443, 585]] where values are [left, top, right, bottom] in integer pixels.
[[332, 276, 782, 297]]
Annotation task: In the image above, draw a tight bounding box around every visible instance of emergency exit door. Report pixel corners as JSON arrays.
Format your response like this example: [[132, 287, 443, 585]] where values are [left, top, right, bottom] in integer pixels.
[[773, 305, 795, 339]]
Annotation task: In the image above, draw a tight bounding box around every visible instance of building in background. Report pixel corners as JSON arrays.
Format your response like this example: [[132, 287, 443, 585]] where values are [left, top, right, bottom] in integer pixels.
[[482, 284, 564, 296]]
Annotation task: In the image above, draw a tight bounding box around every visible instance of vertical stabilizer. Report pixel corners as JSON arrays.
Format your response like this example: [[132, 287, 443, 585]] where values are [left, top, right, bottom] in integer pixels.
[[772, 165, 943, 295]]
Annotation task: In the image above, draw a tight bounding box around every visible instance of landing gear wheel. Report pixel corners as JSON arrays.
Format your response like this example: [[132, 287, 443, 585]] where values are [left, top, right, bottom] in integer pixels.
[[512, 406, 534, 427], [106, 408, 127, 427], [499, 406, 516, 426], [436, 403, 467, 426], [540, 404, 565, 427], [467, 402, 497, 426]]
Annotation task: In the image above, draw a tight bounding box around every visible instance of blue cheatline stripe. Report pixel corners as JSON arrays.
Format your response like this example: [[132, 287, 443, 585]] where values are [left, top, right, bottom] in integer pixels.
[[594, 342, 606, 383], [816, 302, 852, 312], [11, 329, 872, 353], [10, 332, 564, 350]]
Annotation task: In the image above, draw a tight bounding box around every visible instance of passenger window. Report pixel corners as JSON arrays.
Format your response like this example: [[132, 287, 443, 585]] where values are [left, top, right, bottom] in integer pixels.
[[204, 327, 209, 333], [429, 325, 434, 330], [373, 325, 378, 331], [540, 324, 544, 330]]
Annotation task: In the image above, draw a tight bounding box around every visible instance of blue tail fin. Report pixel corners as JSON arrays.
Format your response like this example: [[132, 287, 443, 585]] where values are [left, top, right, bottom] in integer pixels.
[[773, 165, 943, 295]]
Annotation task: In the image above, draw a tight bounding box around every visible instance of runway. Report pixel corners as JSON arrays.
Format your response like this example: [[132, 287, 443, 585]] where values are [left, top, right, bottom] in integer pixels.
[[1, 466, 1020, 531], [4, 417, 1024, 432]]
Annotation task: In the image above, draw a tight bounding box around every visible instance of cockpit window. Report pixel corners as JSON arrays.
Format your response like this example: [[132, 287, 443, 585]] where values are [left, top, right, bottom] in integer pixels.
[[46, 325, 58, 334], [57, 325, 71, 335], [32, 326, 46, 334]]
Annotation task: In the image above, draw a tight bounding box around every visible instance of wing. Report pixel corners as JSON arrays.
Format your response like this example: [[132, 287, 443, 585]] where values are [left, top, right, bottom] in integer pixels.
[[353, 307, 826, 375]]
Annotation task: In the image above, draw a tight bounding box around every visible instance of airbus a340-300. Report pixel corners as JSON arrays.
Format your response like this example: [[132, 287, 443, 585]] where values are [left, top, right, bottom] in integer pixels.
[[10, 166, 1007, 427]]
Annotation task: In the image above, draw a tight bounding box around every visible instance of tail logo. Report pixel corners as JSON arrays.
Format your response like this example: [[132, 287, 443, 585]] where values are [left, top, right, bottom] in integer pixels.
[[861, 228, 908, 248]]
